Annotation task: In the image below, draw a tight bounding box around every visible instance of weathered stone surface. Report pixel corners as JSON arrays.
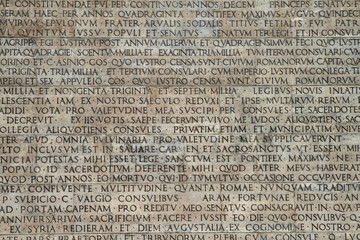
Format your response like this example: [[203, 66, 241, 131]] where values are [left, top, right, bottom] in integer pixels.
[[0, 0, 360, 239]]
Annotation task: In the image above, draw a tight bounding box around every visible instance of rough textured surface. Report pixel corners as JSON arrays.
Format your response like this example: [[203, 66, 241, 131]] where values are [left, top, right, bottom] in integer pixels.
[[0, 0, 360, 239]]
